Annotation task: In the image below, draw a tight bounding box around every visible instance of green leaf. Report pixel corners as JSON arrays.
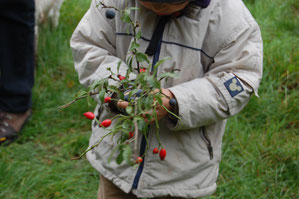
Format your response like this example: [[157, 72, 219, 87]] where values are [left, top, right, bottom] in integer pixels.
[[136, 52, 149, 63], [108, 144, 120, 163], [108, 85, 119, 93], [129, 7, 139, 11], [130, 41, 140, 51], [89, 80, 101, 90], [117, 61, 122, 74], [137, 119, 147, 132], [136, 30, 142, 40], [148, 76, 161, 89], [129, 89, 139, 96], [98, 89, 106, 103], [118, 91, 124, 100], [127, 56, 133, 72], [136, 73, 147, 87], [74, 90, 87, 98], [153, 57, 170, 76], [123, 145, 132, 164], [103, 79, 109, 90], [152, 108, 159, 129], [121, 9, 131, 24], [158, 72, 178, 79], [155, 94, 163, 105], [137, 98, 144, 113], [126, 106, 133, 115], [121, 119, 131, 130], [125, 68, 132, 78], [87, 93, 91, 107], [145, 95, 153, 111], [116, 151, 124, 165]]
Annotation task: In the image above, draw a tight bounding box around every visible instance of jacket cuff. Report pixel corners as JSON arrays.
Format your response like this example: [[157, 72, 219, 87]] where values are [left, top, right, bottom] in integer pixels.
[[166, 98, 179, 126], [167, 86, 189, 130]]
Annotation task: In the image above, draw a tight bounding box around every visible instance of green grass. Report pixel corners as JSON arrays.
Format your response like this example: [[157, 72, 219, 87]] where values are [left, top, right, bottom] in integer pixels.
[[0, 0, 298, 198]]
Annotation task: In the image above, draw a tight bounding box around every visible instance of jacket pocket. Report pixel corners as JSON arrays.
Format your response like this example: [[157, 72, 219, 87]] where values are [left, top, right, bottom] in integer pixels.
[[200, 127, 214, 160]]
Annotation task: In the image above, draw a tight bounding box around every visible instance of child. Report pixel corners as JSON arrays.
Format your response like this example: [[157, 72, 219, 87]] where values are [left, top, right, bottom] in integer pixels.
[[71, 0, 263, 198]]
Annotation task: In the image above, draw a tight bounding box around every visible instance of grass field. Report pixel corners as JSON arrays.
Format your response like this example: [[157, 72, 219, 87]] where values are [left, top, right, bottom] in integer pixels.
[[0, 0, 298, 198]]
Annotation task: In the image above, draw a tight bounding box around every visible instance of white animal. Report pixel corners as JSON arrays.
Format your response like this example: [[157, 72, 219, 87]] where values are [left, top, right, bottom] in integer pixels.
[[35, 0, 65, 28], [34, 0, 65, 62]]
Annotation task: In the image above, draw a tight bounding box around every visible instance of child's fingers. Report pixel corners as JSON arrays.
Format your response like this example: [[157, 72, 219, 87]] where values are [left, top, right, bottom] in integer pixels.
[[117, 100, 129, 109], [141, 111, 153, 124]]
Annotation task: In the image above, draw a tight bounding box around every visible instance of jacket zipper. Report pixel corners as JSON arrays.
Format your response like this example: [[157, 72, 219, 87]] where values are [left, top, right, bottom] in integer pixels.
[[132, 30, 164, 190], [132, 131, 148, 189], [201, 127, 214, 160]]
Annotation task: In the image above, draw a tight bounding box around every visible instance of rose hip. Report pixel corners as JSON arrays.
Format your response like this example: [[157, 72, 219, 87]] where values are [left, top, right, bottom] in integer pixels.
[[136, 157, 143, 164], [139, 68, 146, 73], [83, 112, 95, 120], [117, 74, 126, 81], [153, 148, 159, 154], [128, 132, 134, 139], [100, 119, 112, 128], [104, 96, 111, 103], [159, 148, 166, 160]]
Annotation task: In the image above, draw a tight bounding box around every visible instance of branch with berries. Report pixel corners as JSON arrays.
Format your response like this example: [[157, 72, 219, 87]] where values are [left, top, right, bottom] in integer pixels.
[[59, 3, 180, 165]]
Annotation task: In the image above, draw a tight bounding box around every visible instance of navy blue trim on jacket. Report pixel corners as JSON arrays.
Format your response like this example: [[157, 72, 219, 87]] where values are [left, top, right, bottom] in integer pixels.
[[115, 33, 214, 60], [192, 0, 211, 8]]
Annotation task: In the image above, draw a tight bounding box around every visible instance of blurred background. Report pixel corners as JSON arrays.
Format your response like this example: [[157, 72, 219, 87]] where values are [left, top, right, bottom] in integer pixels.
[[0, 0, 298, 198]]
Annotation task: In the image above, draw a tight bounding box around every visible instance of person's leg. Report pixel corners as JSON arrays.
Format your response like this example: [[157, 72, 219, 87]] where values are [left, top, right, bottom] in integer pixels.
[[0, 0, 35, 144], [0, 0, 35, 113], [97, 175, 192, 199], [158, 196, 190, 199], [97, 175, 139, 199]]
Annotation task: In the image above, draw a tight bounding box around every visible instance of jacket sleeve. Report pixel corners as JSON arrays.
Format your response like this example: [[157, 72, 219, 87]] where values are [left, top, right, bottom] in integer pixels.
[[70, 0, 131, 89], [168, 20, 263, 130]]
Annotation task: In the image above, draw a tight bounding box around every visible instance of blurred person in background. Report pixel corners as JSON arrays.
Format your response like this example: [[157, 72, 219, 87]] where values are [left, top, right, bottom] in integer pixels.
[[0, 0, 35, 145]]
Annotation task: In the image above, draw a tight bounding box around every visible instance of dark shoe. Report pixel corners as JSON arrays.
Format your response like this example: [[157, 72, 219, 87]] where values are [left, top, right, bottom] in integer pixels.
[[0, 109, 32, 145]]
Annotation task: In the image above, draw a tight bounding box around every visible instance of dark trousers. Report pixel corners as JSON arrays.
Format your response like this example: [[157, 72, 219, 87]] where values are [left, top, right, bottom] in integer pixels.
[[0, 0, 35, 113]]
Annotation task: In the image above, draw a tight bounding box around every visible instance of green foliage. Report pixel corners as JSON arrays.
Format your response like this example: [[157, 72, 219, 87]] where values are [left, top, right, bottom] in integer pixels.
[[0, 0, 297, 198]]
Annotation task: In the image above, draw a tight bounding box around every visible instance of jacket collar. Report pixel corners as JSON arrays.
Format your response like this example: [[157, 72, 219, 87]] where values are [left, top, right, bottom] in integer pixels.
[[192, 0, 211, 8]]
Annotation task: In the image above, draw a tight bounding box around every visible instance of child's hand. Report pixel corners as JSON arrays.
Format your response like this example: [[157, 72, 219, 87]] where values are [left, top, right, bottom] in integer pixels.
[[117, 88, 175, 124]]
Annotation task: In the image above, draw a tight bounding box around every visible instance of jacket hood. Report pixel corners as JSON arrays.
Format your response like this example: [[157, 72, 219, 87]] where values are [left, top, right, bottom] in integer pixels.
[[139, 0, 191, 2], [140, 0, 211, 8]]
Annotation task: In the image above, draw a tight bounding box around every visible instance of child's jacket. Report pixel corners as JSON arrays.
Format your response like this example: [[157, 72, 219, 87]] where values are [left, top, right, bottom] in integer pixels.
[[71, 0, 263, 198]]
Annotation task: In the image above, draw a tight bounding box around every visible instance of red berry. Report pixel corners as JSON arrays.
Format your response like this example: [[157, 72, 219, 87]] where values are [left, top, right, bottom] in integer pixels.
[[153, 148, 159, 154], [83, 112, 95, 120], [159, 148, 166, 160], [139, 68, 146, 73], [136, 157, 143, 164], [117, 75, 126, 81], [100, 119, 112, 128], [104, 96, 111, 103], [128, 132, 134, 139]]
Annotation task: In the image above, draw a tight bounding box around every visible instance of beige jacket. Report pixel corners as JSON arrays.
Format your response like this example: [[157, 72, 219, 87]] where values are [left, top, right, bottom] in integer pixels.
[[70, 0, 263, 198]]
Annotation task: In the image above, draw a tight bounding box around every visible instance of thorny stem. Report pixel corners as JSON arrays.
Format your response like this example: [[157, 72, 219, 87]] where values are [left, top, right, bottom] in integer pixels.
[[108, 75, 119, 82], [59, 74, 121, 110], [132, 21, 141, 73], [71, 131, 112, 160], [58, 91, 99, 110], [133, 84, 142, 158], [98, 2, 120, 11], [162, 104, 180, 120], [129, 15, 142, 157], [155, 128, 163, 149], [142, 129, 150, 158]]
